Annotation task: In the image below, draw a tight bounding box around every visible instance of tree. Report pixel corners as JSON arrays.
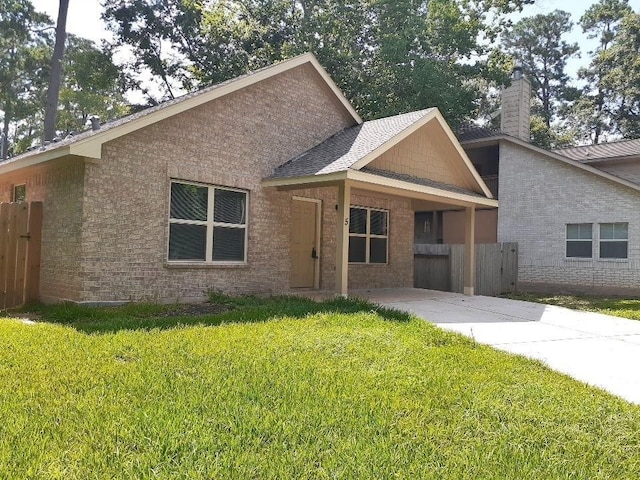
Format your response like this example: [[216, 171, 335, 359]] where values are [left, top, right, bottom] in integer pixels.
[[600, 12, 640, 138], [103, 0, 532, 125], [0, 0, 52, 159], [43, 0, 69, 141], [1, 1, 129, 157], [502, 10, 579, 130], [573, 0, 633, 144], [55, 36, 129, 136]]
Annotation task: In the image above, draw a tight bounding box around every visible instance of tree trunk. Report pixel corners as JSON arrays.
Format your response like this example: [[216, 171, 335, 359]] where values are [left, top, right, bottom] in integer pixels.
[[43, 0, 70, 141], [1, 100, 10, 161]]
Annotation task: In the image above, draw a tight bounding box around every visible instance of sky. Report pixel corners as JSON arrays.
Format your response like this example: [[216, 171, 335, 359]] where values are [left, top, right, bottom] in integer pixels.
[[31, 0, 640, 93]]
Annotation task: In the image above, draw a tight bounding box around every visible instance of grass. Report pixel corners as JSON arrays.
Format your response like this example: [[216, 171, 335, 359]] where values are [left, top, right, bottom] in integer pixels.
[[1, 295, 640, 479], [506, 292, 640, 321]]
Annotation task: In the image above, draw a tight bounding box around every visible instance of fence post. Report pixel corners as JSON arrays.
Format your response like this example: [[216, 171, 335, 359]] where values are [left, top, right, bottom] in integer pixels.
[[25, 202, 43, 303], [13, 203, 29, 307]]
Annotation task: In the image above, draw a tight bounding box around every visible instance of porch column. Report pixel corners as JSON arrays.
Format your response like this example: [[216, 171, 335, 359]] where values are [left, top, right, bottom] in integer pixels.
[[335, 181, 351, 297], [464, 206, 476, 296]]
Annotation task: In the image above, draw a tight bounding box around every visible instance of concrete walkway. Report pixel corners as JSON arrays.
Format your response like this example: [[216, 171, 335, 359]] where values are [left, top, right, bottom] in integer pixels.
[[355, 288, 640, 404]]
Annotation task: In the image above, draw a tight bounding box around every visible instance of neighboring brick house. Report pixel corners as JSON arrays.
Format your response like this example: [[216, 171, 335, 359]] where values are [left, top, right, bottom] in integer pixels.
[[0, 53, 495, 303], [448, 71, 640, 295]]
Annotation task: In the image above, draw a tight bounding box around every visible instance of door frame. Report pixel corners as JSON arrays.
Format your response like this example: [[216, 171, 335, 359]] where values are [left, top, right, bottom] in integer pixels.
[[291, 196, 322, 289]]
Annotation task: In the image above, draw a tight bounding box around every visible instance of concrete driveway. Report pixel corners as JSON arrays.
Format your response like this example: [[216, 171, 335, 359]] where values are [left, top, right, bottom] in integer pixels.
[[355, 288, 640, 404]]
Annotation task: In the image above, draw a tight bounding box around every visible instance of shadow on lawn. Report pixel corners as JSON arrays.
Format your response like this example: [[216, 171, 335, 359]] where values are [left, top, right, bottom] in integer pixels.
[[11, 295, 413, 334]]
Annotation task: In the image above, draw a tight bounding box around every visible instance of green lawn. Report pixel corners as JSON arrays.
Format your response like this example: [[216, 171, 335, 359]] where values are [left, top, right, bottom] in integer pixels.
[[2, 296, 640, 479], [506, 292, 640, 321]]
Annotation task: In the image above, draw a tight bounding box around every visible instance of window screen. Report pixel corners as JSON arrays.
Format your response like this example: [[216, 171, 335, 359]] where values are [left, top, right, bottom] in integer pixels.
[[566, 223, 592, 258], [600, 223, 628, 259], [169, 181, 247, 262]]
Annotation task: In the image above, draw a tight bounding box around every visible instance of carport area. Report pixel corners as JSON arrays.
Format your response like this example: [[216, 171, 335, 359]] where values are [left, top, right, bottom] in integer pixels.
[[356, 288, 640, 404]]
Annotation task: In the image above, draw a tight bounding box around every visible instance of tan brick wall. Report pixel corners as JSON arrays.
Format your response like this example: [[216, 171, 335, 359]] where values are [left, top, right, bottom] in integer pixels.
[[0, 157, 85, 301], [79, 64, 362, 302], [289, 187, 414, 292]]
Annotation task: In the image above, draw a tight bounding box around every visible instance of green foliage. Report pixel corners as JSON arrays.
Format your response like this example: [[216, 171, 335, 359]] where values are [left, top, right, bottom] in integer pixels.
[[573, 0, 633, 144], [502, 10, 579, 133], [55, 35, 130, 136], [599, 12, 640, 138], [529, 114, 575, 149], [0, 0, 129, 156], [103, 0, 533, 125], [2, 297, 640, 478], [0, 0, 51, 158]]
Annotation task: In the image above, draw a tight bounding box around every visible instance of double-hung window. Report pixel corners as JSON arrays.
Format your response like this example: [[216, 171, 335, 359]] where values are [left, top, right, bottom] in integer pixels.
[[348, 206, 388, 264], [168, 180, 247, 263], [566, 223, 592, 258], [599, 223, 628, 259]]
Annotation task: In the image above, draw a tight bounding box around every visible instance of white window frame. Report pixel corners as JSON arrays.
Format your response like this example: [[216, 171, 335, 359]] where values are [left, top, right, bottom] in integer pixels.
[[599, 222, 628, 260], [348, 205, 389, 265], [167, 179, 248, 264], [565, 223, 593, 259]]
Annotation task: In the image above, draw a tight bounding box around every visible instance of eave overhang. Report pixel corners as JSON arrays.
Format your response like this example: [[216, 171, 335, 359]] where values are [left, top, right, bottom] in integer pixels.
[[262, 169, 498, 208]]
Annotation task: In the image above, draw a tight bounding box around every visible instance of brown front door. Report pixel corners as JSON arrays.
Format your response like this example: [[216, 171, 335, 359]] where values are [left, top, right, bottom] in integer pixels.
[[290, 199, 318, 288]]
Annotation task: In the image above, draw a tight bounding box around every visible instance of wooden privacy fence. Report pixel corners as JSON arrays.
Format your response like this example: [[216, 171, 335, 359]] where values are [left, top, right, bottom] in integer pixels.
[[414, 243, 518, 296], [0, 202, 43, 309]]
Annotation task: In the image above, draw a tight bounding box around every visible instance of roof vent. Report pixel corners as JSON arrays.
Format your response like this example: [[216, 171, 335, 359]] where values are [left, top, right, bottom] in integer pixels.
[[89, 116, 101, 131]]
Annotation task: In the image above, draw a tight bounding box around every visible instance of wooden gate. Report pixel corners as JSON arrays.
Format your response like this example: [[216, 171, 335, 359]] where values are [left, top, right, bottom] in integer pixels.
[[414, 243, 518, 296], [0, 202, 43, 309]]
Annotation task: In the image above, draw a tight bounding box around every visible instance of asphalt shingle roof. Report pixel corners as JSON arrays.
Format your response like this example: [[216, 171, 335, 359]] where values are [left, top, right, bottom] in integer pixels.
[[269, 109, 435, 179], [456, 123, 501, 142], [554, 139, 640, 162], [5, 57, 312, 163]]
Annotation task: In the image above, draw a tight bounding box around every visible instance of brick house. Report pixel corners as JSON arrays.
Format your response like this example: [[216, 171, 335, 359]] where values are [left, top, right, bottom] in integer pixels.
[[436, 71, 640, 295], [0, 53, 495, 303]]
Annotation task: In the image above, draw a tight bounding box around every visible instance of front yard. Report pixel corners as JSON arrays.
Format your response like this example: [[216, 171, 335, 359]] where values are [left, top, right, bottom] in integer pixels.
[[1, 296, 639, 479], [507, 292, 640, 321]]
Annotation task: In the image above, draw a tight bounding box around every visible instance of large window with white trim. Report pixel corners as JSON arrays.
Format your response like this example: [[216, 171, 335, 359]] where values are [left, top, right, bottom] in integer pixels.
[[349, 206, 388, 264], [599, 222, 628, 259], [566, 223, 592, 258], [168, 180, 247, 263]]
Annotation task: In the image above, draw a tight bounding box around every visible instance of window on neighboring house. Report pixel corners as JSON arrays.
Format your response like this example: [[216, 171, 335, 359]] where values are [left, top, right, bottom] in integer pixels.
[[168, 180, 247, 263], [566, 223, 592, 258], [13, 184, 26, 202], [348, 206, 388, 264], [599, 223, 628, 259]]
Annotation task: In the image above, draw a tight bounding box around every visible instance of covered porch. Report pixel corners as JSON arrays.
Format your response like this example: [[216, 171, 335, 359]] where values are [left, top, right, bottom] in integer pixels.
[[263, 107, 497, 296], [265, 169, 496, 296]]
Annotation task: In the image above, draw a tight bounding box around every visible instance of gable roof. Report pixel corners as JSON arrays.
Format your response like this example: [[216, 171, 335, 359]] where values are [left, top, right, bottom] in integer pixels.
[[269, 109, 435, 178], [0, 53, 361, 175], [265, 107, 495, 202], [554, 139, 640, 163], [461, 132, 640, 193]]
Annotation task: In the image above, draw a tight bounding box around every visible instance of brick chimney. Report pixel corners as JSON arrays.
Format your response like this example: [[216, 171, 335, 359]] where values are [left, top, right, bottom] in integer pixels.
[[500, 67, 531, 142]]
